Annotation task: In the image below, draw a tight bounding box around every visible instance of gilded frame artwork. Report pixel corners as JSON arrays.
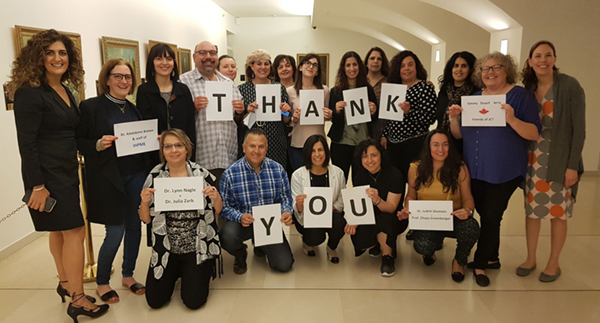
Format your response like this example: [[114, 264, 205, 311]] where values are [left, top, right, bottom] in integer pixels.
[[178, 48, 192, 74], [148, 40, 178, 56], [14, 25, 86, 103], [296, 53, 330, 87], [101, 36, 141, 90]]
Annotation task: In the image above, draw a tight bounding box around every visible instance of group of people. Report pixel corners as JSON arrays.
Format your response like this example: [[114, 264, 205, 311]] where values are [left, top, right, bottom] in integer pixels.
[[8, 28, 585, 322]]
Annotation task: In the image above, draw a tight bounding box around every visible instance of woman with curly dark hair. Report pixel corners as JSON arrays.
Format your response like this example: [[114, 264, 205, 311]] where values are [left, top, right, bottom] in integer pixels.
[[397, 130, 479, 282], [8, 29, 109, 321], [327, 51, 378, 182]]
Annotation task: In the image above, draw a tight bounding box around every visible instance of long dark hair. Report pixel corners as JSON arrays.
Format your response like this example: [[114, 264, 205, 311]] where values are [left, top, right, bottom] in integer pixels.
[[388, 50, 428, 85], [414, 130, 463, 195], [273, 54, 296, 83], [294, 53, 323, 95], [302, 134, 330, 169], [437, 51, 476, 88], [334, 51, 369, 91], [146, 43, 179, 82], [353, 139, 390, 173], [365, 47, 390, 77], [522, 40, 559, 89]]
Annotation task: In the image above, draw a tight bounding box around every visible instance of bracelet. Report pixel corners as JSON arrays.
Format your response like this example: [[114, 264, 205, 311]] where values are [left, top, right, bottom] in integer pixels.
[[33, 186, 45, 192], [449, 118, 459, 123], [374, 197, 382, 206]]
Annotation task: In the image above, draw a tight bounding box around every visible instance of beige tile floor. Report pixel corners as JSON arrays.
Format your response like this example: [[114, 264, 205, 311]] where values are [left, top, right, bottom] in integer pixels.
[[0, 176, 599, 323]]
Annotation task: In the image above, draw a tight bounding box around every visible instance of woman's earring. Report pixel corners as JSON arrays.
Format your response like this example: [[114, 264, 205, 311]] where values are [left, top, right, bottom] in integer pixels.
[[172, 70, 175, 77]]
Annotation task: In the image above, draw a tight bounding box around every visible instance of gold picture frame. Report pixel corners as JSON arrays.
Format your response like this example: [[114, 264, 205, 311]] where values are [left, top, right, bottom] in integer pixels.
[[101, 36, 141, 91], [178, 48, 192, 74], [297, 53, 330, 87], [14, 25, 85, 103], [148, 40, 177, 56]]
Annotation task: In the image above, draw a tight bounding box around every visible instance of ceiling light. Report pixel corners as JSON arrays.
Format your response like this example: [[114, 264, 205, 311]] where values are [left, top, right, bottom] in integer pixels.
[[279, 0, 314, 16], [490, 20, 509, 30]]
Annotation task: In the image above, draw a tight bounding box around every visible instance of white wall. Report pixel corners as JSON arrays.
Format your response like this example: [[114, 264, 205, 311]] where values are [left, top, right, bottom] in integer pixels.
[[0, 0, 234, 254], [229, 16, 401, 87], [430, 42, 446, 85], [489, 26, 523, 65]]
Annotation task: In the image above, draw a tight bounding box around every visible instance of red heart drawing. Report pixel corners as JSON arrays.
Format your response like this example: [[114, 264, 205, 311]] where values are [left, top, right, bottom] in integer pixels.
[[479, 108, 489, 114]]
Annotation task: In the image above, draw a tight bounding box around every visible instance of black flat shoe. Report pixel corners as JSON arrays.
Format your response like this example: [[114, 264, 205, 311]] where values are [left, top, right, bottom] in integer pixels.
[[57, 281, 96, 303], [423, 255, 436, 266], [326, 246, 339, 264], [467, 261, 501, 270], [67, 293, 109, 323], [405, 230, 414, 241], [473, 269, 490, 287], [451, 259, 465, 283], [302, 243, 316, 257]]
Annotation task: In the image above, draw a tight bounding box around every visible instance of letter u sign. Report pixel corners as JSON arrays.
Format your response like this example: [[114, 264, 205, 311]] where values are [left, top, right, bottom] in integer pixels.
[[341, 186, 376, 225]]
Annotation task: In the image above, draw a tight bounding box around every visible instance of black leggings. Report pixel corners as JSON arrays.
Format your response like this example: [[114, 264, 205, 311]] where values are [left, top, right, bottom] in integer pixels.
[[294, 212, 347, 250], [330, 142, 359, 184], [145, 254, 215, 310]]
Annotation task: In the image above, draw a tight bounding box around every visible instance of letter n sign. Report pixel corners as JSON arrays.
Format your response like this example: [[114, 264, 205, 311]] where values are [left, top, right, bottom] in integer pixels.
[[252, 204, 284, 246], [341, 186, 375, 225], [303, 187, 333, 228]]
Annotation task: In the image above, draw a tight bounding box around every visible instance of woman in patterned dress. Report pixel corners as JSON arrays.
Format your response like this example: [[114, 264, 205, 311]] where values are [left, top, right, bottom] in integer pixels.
[[140, 129, 222, 309], [517, 41, 586, 282], [237, 49, 292, 170]]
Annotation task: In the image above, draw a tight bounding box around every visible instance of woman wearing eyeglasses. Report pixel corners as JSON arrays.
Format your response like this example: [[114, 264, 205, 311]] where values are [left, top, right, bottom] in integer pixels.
[[448, 52, 541, 287], [76, 59, 151, 302], [288, 54, 332, 171], [137, 44, 196, 166], [140, 128, 221, 309]]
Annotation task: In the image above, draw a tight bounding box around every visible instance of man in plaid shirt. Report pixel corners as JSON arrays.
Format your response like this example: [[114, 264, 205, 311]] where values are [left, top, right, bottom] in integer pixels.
[[180, 41, 245, 185], [219, 129, 294, 274]]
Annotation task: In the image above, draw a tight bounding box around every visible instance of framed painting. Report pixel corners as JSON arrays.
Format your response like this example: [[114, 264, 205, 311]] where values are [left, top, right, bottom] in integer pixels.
[[4, 84, 14, 111], [296, 53, 330, 87], [101, 36, 141, 99], [178, 48, 192, 74], [14, 25, 85, 103], [148, 40, 177, 56]]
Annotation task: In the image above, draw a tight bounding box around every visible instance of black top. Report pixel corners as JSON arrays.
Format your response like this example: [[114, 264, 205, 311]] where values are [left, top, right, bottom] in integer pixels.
[[136, 80, 196, 164], [353, 166, 405, 216], [327, 85, 378, 143], [309, 170, 329, 187]]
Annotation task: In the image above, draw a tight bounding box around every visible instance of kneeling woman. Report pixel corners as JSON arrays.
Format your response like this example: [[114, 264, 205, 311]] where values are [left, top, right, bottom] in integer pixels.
[[347, 139, 407, 276], [398, 130, 479, 282], [291, 135, 346, 263], [139, 129, 222, 310]]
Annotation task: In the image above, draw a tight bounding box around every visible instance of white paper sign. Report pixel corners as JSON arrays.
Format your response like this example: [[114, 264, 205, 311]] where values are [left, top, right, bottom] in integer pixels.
[[378, 83, 407, 122], [153, 177, 205, 212], [408, 200, 453, 231], [341, 185, 376, 225], [299, 89, 325, 125], [253, 204, 284, 247], [255, 84, 281, 122], [205, 81, 233, 121], [343, 87, 372, 126], [461, 95, 506, 127], [244, 112, 256, 129], [303, 187, 333, 228], [114, 119, 159, 157]]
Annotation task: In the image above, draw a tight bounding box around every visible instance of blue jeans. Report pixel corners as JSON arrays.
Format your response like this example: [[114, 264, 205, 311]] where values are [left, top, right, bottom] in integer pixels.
[[97, 171, 145, 285], [220, 220, 294, 272], [288, 146, 304, 173]]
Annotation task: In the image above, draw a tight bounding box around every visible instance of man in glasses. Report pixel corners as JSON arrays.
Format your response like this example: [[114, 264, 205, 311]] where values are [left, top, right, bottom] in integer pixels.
[[180, 41, 244, 186]]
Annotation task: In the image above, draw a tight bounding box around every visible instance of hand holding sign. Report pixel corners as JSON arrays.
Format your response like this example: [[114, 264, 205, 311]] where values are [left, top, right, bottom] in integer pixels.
[[255, 84, 281, 122], [343, 87, 371, 126], [461, 95, 506, 127], [114, 119, 159, 157], [303, 187, 333, 228], [98, 135, 118, 151], [341, 186, 375, 225], [153, 177, 205, 212], [252, 204, 284, 247], [408, 200, 453, 231], [206, 81, 233, 121], [299, 89, 325, 125]]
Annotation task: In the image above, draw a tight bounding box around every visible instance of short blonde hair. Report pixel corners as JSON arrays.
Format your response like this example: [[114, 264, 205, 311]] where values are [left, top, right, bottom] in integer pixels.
[[472, 51, 518, 89], [245, 49, 272, 80], [98, 59, 136, 95], [159, 128, 193, 163]]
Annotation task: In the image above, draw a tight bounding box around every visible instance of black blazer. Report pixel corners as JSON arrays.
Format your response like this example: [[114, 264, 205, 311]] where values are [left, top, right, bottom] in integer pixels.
[[136, 80, 196, 163], [76, 95, 151, 225], [327, 85, 379, 143]]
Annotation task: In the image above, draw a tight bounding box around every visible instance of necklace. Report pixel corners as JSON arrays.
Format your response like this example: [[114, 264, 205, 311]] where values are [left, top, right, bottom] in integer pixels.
[[105, 94, 127, 113], [368, 170, 382, 182], [113, 102, 126, 113]]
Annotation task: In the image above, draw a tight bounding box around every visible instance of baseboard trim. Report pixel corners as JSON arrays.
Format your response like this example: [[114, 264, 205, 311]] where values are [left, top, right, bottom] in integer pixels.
[[0, 231, 45, 261]]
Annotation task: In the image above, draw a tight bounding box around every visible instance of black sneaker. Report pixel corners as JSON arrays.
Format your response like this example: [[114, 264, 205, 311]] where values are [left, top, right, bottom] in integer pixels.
[[368, 245, 381, 257], [405, 230, 415, 241], [380, 255, 395, 277], [233, 248, 248, 275]]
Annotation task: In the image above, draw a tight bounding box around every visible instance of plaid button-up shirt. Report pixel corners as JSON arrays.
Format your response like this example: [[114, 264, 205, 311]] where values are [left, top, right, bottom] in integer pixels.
[[219, 157, 293, 223], [180, 69, 243, 170]]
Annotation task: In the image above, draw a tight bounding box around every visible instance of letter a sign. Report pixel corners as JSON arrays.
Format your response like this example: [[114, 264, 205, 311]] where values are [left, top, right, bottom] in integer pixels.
[[252, 204, 284, 247], [303, 187, 333, 228], [341, 186, 375, 225]]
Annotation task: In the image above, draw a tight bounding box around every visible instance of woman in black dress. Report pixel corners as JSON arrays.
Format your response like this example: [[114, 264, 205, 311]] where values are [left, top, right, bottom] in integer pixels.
[[9, 29, 108, 321]]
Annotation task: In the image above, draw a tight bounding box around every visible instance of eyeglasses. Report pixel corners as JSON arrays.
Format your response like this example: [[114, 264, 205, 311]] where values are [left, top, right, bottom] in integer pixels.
[[303, 61, 319, 69], [194, 50, 218, 57], [110, 73, 133, 82], [162, 142, 186, 151], [480, 64, 503, 73]]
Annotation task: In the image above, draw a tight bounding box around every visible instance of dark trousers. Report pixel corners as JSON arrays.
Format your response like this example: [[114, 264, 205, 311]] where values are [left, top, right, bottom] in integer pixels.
[[387, 135, 426, 180], [412, 216, 480, 266], [294, 212, 347, 250], [145, 254, 215, 310], [350, 214, 408, 258], [209, 168, 225, 189], [471, 176, 522, 270], [220, 220, 294, 272], [330, 142, 358, 184]]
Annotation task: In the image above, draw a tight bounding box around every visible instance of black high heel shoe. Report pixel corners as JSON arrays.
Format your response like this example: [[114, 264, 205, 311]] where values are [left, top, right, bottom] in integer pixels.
[[67, 293, 109, 323], [57, 281, 96, 303]]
